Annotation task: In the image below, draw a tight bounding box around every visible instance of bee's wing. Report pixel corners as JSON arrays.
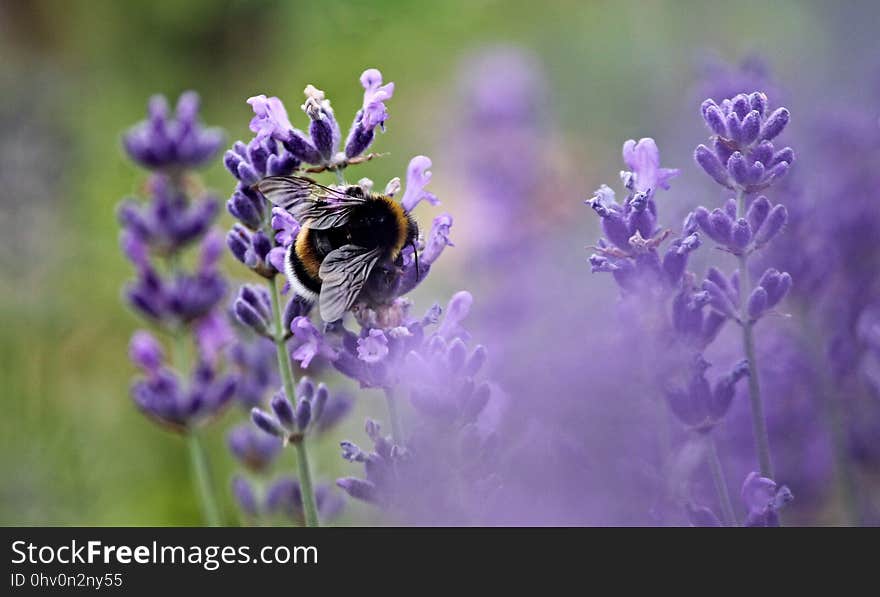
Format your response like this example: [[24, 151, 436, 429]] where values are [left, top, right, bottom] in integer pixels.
[[257, 176, 365, 230], [317, 244, 382, 322]]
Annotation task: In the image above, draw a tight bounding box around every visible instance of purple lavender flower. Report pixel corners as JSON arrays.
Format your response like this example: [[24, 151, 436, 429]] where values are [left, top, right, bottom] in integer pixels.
[[117, 175, 218, 255], [587, 139, 694, 295], [400, 156, 439, 213], [226, 224, 277, 278], [232, 284, 274, 337], [250, 378, 348, 440], [131, 349, 235, 432], [227, 335, 278, 409], [621, 138, 680, 195], [225, 137, 299, 230], [345, 69, 395, 159], [123, 233, 226, 327], [228, 423, 282, 472], [123, 92, 224, 171], [695, 92, 794, 193], [232, 475, 259, 519], [665, 357, 749, 432], [265, 478, 345, 524], [741, 472, 793, 527]]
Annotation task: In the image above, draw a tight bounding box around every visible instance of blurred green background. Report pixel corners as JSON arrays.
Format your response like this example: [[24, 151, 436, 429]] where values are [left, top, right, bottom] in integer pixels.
[[0, 0, 868, 524]]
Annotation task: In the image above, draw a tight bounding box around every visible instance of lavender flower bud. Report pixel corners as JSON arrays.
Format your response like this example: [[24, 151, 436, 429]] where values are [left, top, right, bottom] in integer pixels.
[[726, 112, 743, 144], [757, 269, 792, 308], [233, 285, 272, 335], [759, 107, 790, 141], [701, 100, 727, 136], [746, 195, 771, 232], [740, 110, 761, 145], [727, 152, 750, 187], [464, 345, 488, 377], [702, 279, 738, 319], [228, 423, 281, 472], [747, 287, 769, 320], [271, 391, 296, 429], [753, 204, 787, 246], [710, 360, 749, 419], [228, 188, 263, 230], [302, 85, 339, 162], [232, 476, 259, 518], [336, 477, 379, 504], [748, 92, 767, 116], [295, 399, 312, 431], [705, 208, 734, 244], [750, 141, 774, 166], [731, 218, 752, 250], [129, 330, 163, 373], [447, 338, 468, 373], [311, 384, 329, 423], [251, 407, 284, 437], [695, 144, 732, 188]]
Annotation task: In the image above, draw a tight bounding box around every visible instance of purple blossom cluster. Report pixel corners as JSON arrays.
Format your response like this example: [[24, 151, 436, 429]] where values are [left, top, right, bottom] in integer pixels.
[[119, 92, 234, 431], [586, 89, 796, 525], [221, 68, 464, 527]]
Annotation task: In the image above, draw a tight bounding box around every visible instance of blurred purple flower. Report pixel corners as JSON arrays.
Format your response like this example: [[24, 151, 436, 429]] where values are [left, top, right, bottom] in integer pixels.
[[228, 423, 282, 472], [123, 92, 224, 171]]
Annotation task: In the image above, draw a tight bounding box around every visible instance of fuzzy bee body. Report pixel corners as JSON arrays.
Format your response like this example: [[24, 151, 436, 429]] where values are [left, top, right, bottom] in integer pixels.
[[258, 176, 418, 322]]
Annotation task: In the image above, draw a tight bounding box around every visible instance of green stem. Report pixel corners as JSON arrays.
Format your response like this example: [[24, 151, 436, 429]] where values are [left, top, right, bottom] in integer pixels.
[[735, 190, 774, 480], [706, 435, 737, 526], [333, 168, 346, 186], [267, 275, 320, 527], [383, 386, 404, 444], [187, 433, 221, 527], [171, 328, 222, 526]]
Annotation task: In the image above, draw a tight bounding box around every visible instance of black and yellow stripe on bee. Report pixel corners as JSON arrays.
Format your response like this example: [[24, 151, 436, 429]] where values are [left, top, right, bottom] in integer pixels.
[[287, 194, 417, 299], [376, 194, 413, 260]]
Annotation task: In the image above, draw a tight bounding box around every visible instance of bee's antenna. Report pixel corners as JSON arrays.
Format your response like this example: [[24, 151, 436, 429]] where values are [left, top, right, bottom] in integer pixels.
[[412, 240, 420, 281]]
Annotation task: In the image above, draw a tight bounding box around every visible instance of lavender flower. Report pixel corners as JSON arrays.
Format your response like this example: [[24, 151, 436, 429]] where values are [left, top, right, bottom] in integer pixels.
[[227, 423, 282, 472], [117, 175, 218, 255], [695, 92, 794, 192], [243, 69, 394, 175], [122, 232, 226, 327], [130, 339, 235, 432], [227, 335, 278, 409], [231, 476, 259, 519], [123, 92, 224, 171], [265, 478, 345, 524], [664, 358, 749, 432], [587, 138, 692, 295], [741, 472, 793, 527], [345, 69, 395, 159], [119, 92, 230, 526], [225, 137, 299, 230], [250, 378, 346, 441]]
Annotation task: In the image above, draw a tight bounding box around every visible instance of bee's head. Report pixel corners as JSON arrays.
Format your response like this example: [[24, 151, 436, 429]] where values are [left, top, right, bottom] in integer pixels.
[[362, 259, 403, 307]]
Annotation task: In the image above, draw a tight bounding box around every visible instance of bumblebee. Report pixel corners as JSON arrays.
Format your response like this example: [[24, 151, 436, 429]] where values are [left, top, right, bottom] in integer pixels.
[[258, 176, 419, 322]]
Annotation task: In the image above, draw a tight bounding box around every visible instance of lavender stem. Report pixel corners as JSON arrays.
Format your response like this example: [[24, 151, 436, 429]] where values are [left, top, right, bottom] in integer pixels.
[[187, 433, 222, 527], [706, 435, 737, 526], [267, 274, 320, 527], [383, 386, 403, 444], [172, 329, 222, 527], [735, 190, 774, 480]]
